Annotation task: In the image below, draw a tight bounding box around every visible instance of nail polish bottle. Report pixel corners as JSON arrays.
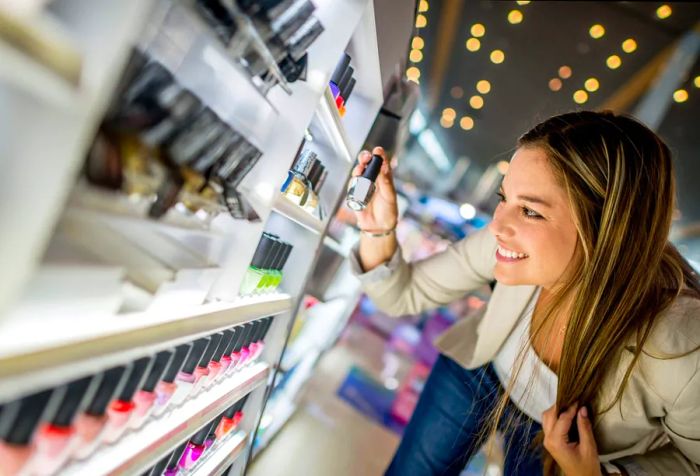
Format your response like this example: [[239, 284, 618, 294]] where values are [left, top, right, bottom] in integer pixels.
[[228, 323, 254, 374], [240, 234, 274, 296], [103, 357, 153, 444], [256, 238, 283, 294], [214, 402, 239, 440], [162, 440, 188, 476], [238, 321, 260, 368], [302, 161, 323, 215], [0, 390, 54, 475], [153, 344, 192, 417], [205, 330, 234, 388], [130, 351, 174, 430], [204, 414, 225, 450], [335, 65, 354, 111], [29, 376, 98, 475], [251, 317, 274, 362], [329, 53, 351, 100], [171, 338, 210, 407], [346, 154, 383, 211], [191, 333, 224, 396], [219, 327, 243, 376], [270, 243, 293, 292], [73, 366, 128, 460], [246, 320, 265, 363], [281, 150, 316, 206], [178, 420, 216, 470]]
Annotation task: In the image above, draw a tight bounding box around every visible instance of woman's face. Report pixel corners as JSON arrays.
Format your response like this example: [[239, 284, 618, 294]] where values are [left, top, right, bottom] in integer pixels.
[[487, 146, 579, 290]]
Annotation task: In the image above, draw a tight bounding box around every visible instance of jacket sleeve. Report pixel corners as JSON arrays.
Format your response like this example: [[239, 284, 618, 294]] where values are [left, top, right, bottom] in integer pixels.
[[616, 358, 700, 474], [350, 227, 497, 317]]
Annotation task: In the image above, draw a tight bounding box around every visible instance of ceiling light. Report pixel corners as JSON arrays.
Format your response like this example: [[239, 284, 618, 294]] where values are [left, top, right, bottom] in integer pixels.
[[410, 49, 424, 62], [442, 107, 456, 120], [469, 95, 484, 109], [573, 90, 588, 104], [622, 38, 637, 53], [416, 14, 427, 28], [656, 5, 672, 19], [516, 0, 531, 4], [412, 37, 425, 50], [471, 23, 486, 38], [490, 49, 505, 64], [694, 76, 700, 88], [450, 86, 464, 98], [497, 161, 509, 175], [558, 65, 572, 79], [439, 116, 454, 128], [476, 80, 491, 94], [508, 10, 523, 24], [606, 55, 622, 69], [406, 66, 421, 81], [418, 0, 429, 13], [589, 24, 605, 39], [459, 203, 477, 220], [549, 78, 562, 91], [584, 77, 599, 92], [673, 89, 688, 103], [460, 116, 474, 130], [466, 38, 481, 52]]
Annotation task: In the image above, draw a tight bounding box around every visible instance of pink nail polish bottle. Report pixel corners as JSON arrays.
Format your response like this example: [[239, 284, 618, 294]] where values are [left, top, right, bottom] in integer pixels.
[[153, 344, 192, 417], [178, 420, 216, 470], [171, 338, 210, 407], [219, 327, 243, 376], [238, 321, 261, 367], [190, 333, 223, 397], [29, 376, 99, 475], [251, 317, 273, 362], [161, 441, 188, 476], [228, 323, 254, 375], [0, 390, 54, 475], [205, 330, 235, 388], [102, 357, 152, 444], [72, 366, 128, 460], [130, 351, 173, 430]]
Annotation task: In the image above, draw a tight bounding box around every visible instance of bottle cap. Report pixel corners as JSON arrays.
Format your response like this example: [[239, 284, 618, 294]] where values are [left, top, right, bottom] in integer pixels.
[[181, 338, 210, 375], [198, 333, 224, 367], [142, 351, 174, 392], [117, 357, 153, 402], [162, 344, 192, 383]]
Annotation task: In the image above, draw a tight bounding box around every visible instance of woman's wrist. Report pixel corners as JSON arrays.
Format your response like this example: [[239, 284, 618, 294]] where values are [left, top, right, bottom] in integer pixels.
[[358, 231, 398, 271]]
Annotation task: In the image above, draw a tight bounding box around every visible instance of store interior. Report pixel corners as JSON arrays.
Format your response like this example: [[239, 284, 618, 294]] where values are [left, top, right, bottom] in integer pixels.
[[0, 1, 698, 475]]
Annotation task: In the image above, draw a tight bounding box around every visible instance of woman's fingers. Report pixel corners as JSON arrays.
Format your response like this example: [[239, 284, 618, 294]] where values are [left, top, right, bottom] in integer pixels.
[[352, 150, 372, 177], [553, 404, 579, 440], [576, 407, 597, 451]]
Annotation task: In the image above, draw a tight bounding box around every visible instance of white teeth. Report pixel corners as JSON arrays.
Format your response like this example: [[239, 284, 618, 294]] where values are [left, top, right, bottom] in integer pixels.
[[498, 245, 528, 259]]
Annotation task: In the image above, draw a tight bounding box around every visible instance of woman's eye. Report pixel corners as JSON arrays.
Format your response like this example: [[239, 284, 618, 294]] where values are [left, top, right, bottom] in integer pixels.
[[522, 207, 543, 219], [496, 192, 506, 202]]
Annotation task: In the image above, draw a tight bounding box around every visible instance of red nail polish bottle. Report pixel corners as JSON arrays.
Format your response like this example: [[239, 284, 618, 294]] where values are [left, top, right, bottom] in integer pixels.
[[103, 357, 152, 444], [205, 330, 235, 388]]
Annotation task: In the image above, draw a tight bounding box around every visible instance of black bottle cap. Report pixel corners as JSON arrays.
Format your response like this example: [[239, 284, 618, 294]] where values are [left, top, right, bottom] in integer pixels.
[[330, 53, 351, 86], [272, 241, 288, 272], [212, 330, 234, 363], [190, 420, 217, 446], [362, 154, 383, 181], [51, 376, 95, 427], [280, 243, 293, 271], [343, 78, 357, 103], [222, 402, 239, 419], [293, 149, 317, 178], [276, 1, 316, 44], [164, 440, 189, 471], [182, 338, 209, 375], [208, 414, 226, 438], [0, 390, 54, 444], [261, 317, 273, 341], [308, 163, 325, 194], [250, 235, 274, 269], [227, 148, 262, 188], [289, 20, 324, 61], [163, 344, 192, 383], [142, 351, 174, 392], [306, 159, 322, 189], [268, 239, 286, 270], [147, 452, 170, 476], [224, 327, 243, 356], [198, 333, 224, 367], [245, 322, 260, 347], [191, 129, 234, 174], [337, 66, 354, 98], [85, 365, 128, 416], [117, 357, 153, 402], [233, 323, 254, 352]]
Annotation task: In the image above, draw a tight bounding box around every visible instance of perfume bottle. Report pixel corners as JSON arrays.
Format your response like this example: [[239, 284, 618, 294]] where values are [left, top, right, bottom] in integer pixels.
[[302, 161, 326, 216], [281, 150, 317, 206], [346, 154, 383, 211]]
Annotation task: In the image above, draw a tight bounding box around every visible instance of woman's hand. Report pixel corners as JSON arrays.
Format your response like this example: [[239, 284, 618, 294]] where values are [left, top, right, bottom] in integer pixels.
[[542, 403, 602, 476], [352, 147, 398, 232]]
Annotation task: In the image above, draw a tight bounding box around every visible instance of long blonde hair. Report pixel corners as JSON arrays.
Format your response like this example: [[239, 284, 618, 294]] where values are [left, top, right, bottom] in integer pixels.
[[484, 111, 700, 475]]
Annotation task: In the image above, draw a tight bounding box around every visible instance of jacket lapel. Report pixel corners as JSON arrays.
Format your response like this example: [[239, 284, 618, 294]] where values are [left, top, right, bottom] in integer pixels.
[[469, 283, 538, 367]]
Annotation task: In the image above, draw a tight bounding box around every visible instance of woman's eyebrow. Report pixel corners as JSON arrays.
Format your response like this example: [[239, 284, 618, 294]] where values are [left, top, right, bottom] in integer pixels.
[[499, 185, 553, 208]]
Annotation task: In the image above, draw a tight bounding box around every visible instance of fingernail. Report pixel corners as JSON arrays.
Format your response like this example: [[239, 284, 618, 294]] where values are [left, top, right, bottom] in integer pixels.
[[580, 407, 588, 418]]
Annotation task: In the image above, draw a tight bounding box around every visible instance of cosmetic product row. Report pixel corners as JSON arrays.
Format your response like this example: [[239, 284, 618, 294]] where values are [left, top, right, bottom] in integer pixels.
[[0, 317, 272, 476], [86, 53, 260, 221], [280, 149, 328, 217], [239, 233, 293, 296], [196, 0, 324, 90], [142, 395, 249, 476], [329, 53, 357, 117]]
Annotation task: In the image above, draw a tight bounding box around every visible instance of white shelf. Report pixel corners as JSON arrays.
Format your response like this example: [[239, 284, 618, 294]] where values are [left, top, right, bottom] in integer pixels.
[[64, 362, 268, 476], [315, 87, 354, 163], [190, 430, 248, 476], [0, 294, 290, 400], [253, 396, 298, 458], [272, 195, 325, 234]]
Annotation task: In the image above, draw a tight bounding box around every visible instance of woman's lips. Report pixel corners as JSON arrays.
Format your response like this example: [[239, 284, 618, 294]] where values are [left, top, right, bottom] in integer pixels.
[[496, 245, 529, 262]]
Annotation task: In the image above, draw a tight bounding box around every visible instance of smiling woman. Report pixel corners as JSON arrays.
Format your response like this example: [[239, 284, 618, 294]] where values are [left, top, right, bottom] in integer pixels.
[[350, 111, 700, 476]]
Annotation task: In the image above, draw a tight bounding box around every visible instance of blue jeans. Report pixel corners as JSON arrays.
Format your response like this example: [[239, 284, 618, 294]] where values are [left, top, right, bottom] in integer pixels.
[[386, 354, 543, 476]]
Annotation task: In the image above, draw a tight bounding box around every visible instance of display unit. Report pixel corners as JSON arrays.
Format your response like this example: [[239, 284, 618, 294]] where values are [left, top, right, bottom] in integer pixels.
[[0, 0, 394, 474]]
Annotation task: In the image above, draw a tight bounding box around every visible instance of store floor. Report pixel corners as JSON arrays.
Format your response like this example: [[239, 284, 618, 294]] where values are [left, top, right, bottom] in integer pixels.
[[249, 324, 401, 476]]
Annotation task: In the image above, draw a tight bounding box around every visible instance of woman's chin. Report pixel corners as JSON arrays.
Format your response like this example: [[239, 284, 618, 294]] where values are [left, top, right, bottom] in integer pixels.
[[493, 267, 526, 286]]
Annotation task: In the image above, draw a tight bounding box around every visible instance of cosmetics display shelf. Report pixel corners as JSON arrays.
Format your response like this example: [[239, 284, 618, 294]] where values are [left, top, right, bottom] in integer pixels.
[[0, 293, 290, 401], [315, 87, 354, 163], [252, 397, 297, 459], [272, 195, 325, 234], [189, 430, 248, 476], [63, 362, 268, 475]]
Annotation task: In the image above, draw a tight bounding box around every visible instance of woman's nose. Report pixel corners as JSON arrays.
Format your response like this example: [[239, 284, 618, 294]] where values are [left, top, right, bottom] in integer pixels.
[[488, 205, 514, 239]]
